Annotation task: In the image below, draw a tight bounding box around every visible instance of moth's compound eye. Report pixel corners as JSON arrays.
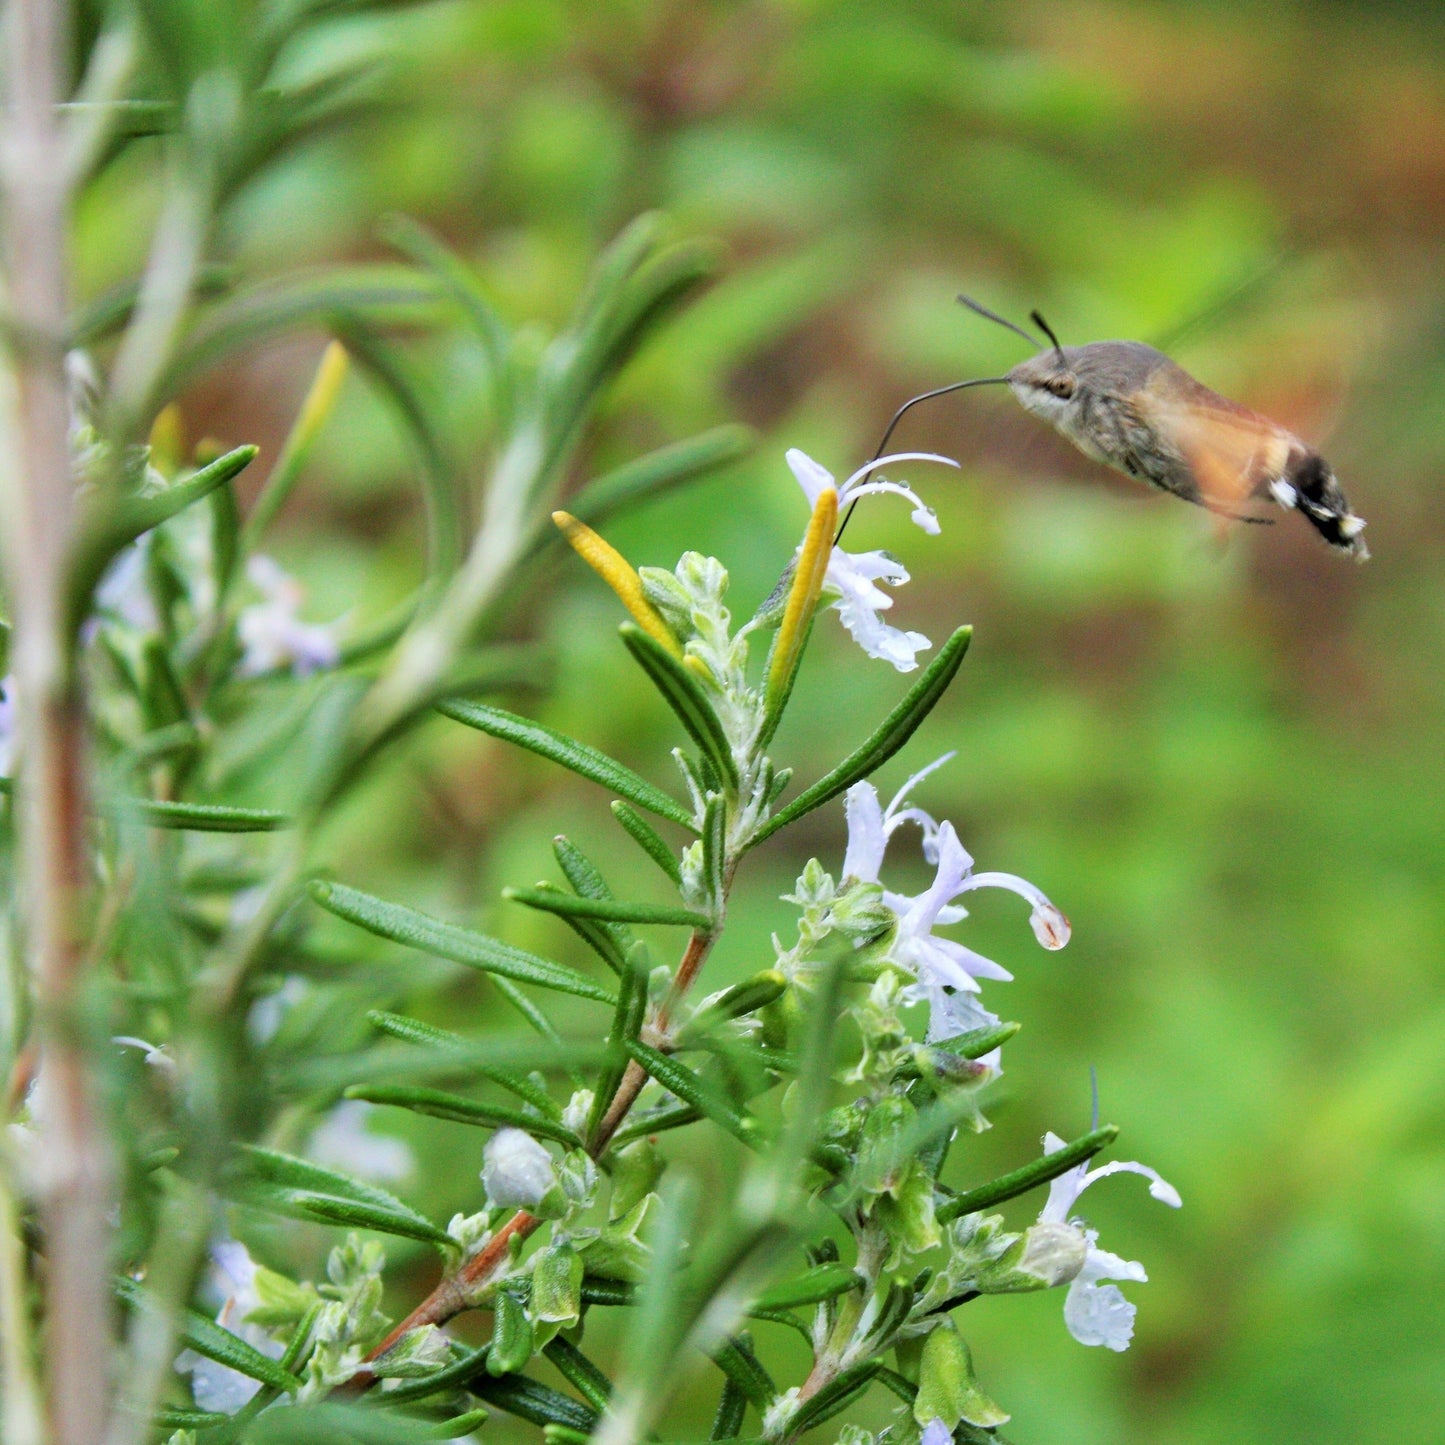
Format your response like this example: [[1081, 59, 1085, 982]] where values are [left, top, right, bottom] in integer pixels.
[[1046, 376, 1075, 399]]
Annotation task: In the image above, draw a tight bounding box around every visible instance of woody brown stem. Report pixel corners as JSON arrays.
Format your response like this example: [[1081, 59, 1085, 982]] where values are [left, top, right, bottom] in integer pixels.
[[0, 4, 114, 1444], [342, 926, 722, 1393]]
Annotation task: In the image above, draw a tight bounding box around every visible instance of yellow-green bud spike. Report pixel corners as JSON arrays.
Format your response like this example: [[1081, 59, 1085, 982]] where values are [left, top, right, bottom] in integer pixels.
[[764, 485, 837, 714], [552, 511, 684, 658], [244, 340, 351, 545]]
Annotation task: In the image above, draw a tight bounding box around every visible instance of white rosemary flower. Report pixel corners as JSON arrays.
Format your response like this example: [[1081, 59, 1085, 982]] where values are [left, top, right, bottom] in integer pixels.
[[841, 762, 1069, 1043], [308, 1100, 414, 1184], [175, 1238, 284, 1413], [481, 1128, 556, 1210], [786, 447, 957, 672], [1037, 1131, 1182, 1351], [237, 555, 340, 678]]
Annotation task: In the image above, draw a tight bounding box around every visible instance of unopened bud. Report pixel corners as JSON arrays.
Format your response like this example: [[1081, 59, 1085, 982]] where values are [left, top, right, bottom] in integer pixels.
[[482, 1128, 555, 1210]]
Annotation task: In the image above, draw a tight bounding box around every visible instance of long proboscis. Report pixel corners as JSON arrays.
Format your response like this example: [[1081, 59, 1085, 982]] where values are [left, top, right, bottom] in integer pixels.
[[834, 375, 1010, 546]]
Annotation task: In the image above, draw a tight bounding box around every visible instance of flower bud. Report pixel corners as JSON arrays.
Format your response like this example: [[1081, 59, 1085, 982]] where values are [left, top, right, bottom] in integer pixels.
[[482, 1128, 555, 1210]]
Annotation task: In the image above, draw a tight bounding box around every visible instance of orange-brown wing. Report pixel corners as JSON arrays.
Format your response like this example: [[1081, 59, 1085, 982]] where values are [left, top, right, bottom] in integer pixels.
[[1135, 381, 1295, 516]]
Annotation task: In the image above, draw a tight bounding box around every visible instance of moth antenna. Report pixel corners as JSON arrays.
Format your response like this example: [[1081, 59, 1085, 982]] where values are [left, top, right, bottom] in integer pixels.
[[1029, 309, 1068, 370], [956, 293, 1042, 350], [833, 375, 1009, 546]]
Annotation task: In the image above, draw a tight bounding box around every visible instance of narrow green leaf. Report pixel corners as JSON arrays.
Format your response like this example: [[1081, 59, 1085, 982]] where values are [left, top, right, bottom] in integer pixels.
[[709, 1338, 775, 1410], [365, 1010, 561, 1118], [115, 1277, 302, 1395], [380, 216, 513, 419], [624, 1040, 758, 1146], [381, 1344, 490, 1404], [936, 1125, 1120, 1224], [609, 1100, 701, 1148], [469, 1374, 599, 1433], [527, 883, 629, 975], [68, 446, 257, 632], [159, 267, 440, 403], [554, 835, 633, 965], [345, 1084, 580, 1146], [787, 1360, 882, 1436], [581, 1276, 639, 1307], [619, 625, 739, 792], [562, 425, 755, 535], [612, 799, 683, 883], [710, 1377, 748, 1440], [700, 792, 726, 909], [437, 699, 693, 828], [153, 1410, 229, 1431], [333, 316, 461, 577], [120, 798, 290, 832], [753, 1264, 859, 1312], [750, 626, 972, 846], [309, 881, 616, 1005], [876, 1367, 919, 1404], [676, 971, 787, 1046], [933, 1021, 1021, 1061], [504, 885, 709, 930], [543, 1337, 613, 1413], [230, 1144, 451, 1247]]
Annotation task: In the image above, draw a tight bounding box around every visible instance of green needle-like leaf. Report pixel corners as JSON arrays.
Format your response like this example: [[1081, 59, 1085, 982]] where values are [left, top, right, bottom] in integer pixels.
[[611, 800, 683, 883], [937, 1124, 1120, 1223], [344, 1084, 581, 1146], [543, 1337, 614, 1413], [624, 1040, 758, 1146], [709, 1337, 776, 1410], [68, 445, 258, 634], [365, 1010, 562, 1118], [309, 881, 616, 1004], [382, 1345, 491, 1405], [437, 699, 693, 828], [753, 1264, 859, 1311], [787, 1361, 883, 1435], [504, 885, 710, 930], [618, 624, 739, 793], [469, 1374, 599, 1433], [561, 425, 755, 536], [588, 940, 650, 1150], [228, 1145, 451, 1247], [115, 1278, 303, 1394], [750, 626, 972, 846], [119, 798, 290, 832]]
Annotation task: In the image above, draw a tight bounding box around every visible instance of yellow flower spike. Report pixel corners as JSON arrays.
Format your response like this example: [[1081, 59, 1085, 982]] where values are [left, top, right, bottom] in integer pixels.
[[292, 339, 350, 450], [245, 341, 351, 545], [148, 404, 185, 476], [765, 485, 838, 713], [552, 511, 684, 658]]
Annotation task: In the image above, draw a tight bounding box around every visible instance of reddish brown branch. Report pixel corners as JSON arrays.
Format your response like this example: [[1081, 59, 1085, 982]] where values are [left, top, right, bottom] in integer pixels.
[[340, 927, 722, 1393]]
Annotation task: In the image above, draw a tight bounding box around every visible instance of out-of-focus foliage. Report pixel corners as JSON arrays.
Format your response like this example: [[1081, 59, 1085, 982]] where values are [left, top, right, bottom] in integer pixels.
[[57, 1, 1445, 1442]]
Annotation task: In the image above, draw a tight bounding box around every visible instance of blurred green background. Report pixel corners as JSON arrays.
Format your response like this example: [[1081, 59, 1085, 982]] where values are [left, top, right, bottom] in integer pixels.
[[94, 2, 1445, 1440]]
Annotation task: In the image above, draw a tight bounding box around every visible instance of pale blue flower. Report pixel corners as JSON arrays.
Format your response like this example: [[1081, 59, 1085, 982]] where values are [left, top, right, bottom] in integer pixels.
[[841, 763, 1069, 1043], [1038, 1131, 1182, 1351]]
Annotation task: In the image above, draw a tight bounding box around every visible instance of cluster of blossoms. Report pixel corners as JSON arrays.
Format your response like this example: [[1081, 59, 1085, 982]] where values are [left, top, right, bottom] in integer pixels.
[[154, 441, 1180, 1438]]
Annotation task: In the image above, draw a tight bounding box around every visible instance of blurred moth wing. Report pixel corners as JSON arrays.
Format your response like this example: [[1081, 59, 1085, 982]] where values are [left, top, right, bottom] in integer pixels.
[[1131, 368, 1296, 518]]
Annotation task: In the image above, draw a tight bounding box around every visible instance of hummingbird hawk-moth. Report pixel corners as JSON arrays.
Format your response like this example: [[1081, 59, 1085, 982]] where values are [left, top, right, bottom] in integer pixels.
[[856, 298, 1370, 559]]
